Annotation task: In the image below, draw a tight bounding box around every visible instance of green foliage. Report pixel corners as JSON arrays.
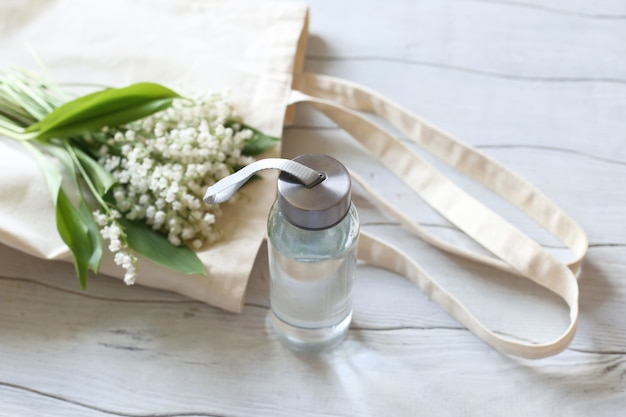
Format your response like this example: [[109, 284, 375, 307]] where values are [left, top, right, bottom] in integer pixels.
[[55, 188, 99, 289], [0, 73, 194, 286], [1, 68, 280, 288], [119, 218, 207, 276], [73, 146, 117, 196], [27, 83, 180, 140]]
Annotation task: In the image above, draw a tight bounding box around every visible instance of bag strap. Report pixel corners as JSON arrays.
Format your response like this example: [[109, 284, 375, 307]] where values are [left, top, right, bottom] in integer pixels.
[[288, 73, 588, 359]]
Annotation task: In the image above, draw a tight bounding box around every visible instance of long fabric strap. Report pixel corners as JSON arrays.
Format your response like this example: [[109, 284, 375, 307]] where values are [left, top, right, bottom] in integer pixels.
[[289, 73, 588, 359]]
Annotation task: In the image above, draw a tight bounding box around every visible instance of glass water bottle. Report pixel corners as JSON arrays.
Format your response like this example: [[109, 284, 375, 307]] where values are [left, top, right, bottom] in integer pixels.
[[204, 153, 359, 352], [267, 154, 359, 352]]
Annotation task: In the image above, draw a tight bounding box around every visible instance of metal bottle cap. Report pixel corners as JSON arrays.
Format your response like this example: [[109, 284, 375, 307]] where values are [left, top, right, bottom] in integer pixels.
[[278, 154, 351, 230]]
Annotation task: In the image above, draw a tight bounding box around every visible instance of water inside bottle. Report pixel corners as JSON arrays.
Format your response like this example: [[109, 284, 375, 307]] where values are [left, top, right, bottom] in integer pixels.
[[269, 246, 356, 352]]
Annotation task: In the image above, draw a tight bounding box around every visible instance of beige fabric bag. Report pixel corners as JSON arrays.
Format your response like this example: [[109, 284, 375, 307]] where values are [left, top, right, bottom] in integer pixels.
[[0, 0, 587, 358], [0, 0, 308, 313]]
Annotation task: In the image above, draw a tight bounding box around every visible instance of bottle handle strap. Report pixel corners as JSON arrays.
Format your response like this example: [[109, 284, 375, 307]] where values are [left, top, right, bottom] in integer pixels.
[[288, 73, 587, 358], [204, 158, 324, 204]]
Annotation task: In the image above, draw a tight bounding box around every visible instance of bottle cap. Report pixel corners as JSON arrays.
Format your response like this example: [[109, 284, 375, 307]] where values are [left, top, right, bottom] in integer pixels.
[[277, 154, 351, 230]]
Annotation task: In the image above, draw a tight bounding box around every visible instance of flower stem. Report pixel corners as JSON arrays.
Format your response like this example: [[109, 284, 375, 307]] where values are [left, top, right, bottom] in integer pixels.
[[63, 141, 110, 211]]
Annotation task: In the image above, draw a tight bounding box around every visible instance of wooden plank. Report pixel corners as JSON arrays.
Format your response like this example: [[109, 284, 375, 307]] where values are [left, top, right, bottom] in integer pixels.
[[298, 0, 626, 163], [295, 59, 626, 162], [458, 0, 626, 17], [304, 0, 626, 77], [1, 272, 625, 416]]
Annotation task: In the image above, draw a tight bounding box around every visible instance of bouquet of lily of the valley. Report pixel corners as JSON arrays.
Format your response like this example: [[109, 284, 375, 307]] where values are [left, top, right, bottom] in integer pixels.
[[0, 67, 278, 288]]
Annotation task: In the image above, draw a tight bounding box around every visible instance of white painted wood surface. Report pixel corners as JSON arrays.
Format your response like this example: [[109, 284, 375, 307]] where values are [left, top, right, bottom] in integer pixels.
[[1, 0, 625, 415]]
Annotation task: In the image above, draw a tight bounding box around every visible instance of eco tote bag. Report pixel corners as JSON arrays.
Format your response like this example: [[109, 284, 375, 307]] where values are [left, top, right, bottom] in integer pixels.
[[0, 0, 308, 312], [0, 0, 587, 358]]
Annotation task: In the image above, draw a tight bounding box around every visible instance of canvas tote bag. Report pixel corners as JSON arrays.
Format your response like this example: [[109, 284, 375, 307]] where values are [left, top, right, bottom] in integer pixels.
[[0, 0, 588, 358], [0, 0, 310, 312]]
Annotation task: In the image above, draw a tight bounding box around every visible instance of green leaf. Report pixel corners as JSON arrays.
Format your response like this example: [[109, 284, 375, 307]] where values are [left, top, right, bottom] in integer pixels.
[[27, 82, 180, 140], [74, 146, 117, 197], [77, 198, 104, 274], [21, 141, 63, 201], [56, 188, 95, 289], [118, 218, 207, 276], [27, 142, 103, 286], [233, 122, 280, 156]]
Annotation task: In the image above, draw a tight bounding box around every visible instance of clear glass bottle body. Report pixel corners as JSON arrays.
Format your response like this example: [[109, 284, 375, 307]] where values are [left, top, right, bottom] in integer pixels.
[[268, 201, 359, 352]]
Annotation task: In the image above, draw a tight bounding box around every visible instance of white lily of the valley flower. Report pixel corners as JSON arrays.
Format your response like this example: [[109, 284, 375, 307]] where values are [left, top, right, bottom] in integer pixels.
[[95, 93, 254, 283]]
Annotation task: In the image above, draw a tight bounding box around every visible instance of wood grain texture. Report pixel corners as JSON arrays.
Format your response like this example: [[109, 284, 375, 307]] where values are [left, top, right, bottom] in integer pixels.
[[2, 0, 625, 415]]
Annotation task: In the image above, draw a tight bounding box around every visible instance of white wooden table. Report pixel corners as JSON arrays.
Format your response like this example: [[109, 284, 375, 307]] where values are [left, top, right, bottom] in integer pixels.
[[2, 0, 625, 415]]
